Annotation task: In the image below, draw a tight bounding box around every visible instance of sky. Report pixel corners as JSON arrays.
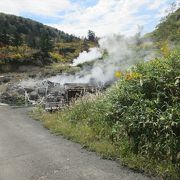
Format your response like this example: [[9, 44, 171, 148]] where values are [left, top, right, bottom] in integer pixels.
[[0, 0, 179, 37]]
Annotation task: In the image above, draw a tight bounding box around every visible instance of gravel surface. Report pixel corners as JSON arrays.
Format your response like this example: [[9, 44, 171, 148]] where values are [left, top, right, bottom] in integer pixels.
[[0, 106, 153, 180]]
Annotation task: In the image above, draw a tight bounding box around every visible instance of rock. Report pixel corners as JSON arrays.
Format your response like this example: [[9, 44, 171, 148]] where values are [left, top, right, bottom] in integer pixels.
[[17, 88, 25, 94], [24, 87, 34, 93], [0, 76, 11, 84], [56, 95, 64, 102], [3, 76, 11, 83], [38, 88, 47, 96], [35, 60, 43, 66], [29, 91, 38, 100], [29, 74, 37, 78], [46, 96, 55, 102], [53, 91, 59, 96]]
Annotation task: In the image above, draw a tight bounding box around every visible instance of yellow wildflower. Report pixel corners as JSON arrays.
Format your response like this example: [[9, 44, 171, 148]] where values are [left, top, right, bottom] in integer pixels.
[[114, 71, 122, 78]]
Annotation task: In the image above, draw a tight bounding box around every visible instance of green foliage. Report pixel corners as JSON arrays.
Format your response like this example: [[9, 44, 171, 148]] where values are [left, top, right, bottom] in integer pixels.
[[105, 51, 179, 178], [0, 40, 96, 71], [0, 29, 10, 45], [0, 12, 79, 47], [53, 41, 94, 63], [0, 45, 34, 59], [0, 13, 98, 68], [49, 52, 63, 62], [88, 30, 96, 42], [107, 51, 180, 160], [151, 8, 180, 44], [39, 32, 53, 53], [12, 32, 23, 47], [0, 13, 90, 69]]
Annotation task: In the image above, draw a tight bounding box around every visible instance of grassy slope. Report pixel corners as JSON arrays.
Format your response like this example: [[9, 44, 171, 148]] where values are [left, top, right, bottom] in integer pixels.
[[32, 50, 180, 179]]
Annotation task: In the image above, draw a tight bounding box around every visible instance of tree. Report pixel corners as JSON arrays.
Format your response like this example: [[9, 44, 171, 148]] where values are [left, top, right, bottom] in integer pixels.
[[88, 30, 96, 42], [0, 29, 9, 45], [27, 35, 38, 48], [83, 38, 89, 51], [12, 32, 23, 47], [39, 32, 53, 54], [134, 25, 143, 46], [153, 7, 180, 42]]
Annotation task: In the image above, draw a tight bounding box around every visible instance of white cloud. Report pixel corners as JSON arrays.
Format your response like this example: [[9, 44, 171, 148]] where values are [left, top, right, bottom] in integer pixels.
[[0, 0, 178, 36], [48, 0, 153, 36], [0, 0, 71, 17], [148, 0, 165, 10]]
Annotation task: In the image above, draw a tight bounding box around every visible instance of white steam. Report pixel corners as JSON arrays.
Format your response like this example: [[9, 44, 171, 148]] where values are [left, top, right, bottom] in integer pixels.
[[48, 34, 155, 85], [19, 79, 42, 88], [19, 34, 156, 88], [72, 47, 102, 66]]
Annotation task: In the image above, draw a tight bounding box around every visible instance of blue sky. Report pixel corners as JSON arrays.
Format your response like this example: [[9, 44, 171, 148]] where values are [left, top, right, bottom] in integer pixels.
[[0, 0, 179, 37]]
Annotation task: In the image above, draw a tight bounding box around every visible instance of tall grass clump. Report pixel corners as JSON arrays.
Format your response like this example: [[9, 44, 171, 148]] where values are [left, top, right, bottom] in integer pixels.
[[33, 50, 180, 179]]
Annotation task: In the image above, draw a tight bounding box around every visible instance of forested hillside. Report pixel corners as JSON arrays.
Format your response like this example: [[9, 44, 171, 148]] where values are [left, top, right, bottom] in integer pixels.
[[150, 8, 180, 44], [0, 13, 97, 72], [0, 12, 79, 47]]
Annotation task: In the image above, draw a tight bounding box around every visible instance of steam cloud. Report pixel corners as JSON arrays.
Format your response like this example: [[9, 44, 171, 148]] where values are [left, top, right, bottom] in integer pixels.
[[19, 33, 155, 88], [48, 34, 155, 86], [72, 47, 102, 66]]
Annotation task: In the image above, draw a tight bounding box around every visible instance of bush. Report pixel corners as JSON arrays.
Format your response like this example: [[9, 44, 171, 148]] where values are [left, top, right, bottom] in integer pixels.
[[49, 52, 64, 62], [106, 51, 180, 160]]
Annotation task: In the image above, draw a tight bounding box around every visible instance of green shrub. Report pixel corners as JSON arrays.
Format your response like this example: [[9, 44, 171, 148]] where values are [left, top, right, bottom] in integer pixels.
[[106, 51, 180, 161]]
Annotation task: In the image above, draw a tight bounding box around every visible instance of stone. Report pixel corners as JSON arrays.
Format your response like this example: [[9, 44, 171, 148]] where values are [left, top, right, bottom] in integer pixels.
[[38, 88, 47, 96], [24, 87, 34, 93], [29, 91, 38, 100]]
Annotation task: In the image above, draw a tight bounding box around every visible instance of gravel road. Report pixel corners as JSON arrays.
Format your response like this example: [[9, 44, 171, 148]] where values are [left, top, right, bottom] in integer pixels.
[[0, 106, 152, 180]]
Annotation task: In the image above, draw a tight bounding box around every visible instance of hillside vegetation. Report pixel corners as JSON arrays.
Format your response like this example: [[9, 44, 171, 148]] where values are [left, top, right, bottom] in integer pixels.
[[150, 8, 180, 44], [0, 13, 97, 73], [0, 12, 79, 47]]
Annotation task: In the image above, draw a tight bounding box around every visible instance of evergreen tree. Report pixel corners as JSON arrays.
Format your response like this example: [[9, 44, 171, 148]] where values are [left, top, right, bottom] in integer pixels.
[[12, 32, 23, 47], [0, 29, 9, 45], [83, 38, 89, 51], [27, 35, 38, 48], [39, 32, 53, 53], [88, 30, 96, 42]]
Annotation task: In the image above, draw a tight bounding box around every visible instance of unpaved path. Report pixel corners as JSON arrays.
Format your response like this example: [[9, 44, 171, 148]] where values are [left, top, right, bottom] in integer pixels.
[[0, 106, 152, 180]]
